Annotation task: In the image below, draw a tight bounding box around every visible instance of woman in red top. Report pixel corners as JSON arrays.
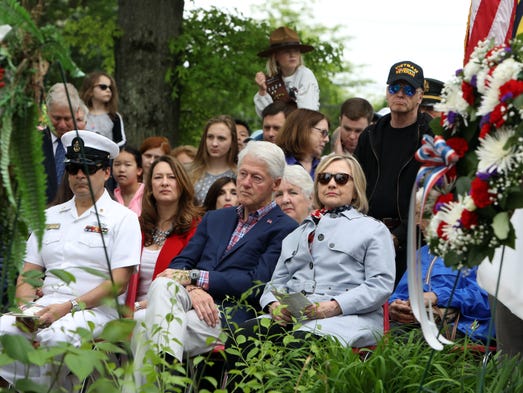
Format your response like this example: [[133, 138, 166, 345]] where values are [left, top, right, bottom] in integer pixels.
[[133, 155, 203, 320]]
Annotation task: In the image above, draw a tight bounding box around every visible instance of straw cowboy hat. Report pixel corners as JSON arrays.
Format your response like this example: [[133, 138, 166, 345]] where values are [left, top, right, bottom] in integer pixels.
[[257, 26, 314, 57]]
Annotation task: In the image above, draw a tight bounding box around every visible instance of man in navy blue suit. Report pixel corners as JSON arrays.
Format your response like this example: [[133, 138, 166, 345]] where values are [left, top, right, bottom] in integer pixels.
[[133, 141, 297, 370], [42, 83, 83, 204]]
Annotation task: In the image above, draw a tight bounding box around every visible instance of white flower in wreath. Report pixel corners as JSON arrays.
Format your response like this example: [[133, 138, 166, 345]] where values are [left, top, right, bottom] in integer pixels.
[[463, 59, 482, 82], [435, 199, 466, 244], [435, 78, 470, 120], [476, 65, 494, 96], [477, 58, 523, 116], [476, 127, 523, 175], [467, 39, 492, 67]]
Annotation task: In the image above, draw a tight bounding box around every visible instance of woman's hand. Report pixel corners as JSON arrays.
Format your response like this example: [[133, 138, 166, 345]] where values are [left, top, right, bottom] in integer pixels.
[[36, 302, 71, 328], [304, 300, 341, 320], [389, 299, 416, 324], [189, 288, 220, 328], [255, 72, 267, 95], [268, 301, 293, 324]]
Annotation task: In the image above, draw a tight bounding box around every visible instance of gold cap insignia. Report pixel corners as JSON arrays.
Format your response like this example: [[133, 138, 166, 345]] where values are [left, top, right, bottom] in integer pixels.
[[73, 140, 81, 153]]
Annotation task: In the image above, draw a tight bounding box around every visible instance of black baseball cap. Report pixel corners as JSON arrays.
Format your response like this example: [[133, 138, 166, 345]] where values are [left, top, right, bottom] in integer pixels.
[[387, 61, 424, 89]]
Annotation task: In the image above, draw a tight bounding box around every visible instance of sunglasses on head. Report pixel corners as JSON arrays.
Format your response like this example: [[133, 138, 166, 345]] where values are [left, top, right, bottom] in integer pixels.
[[96, 84, 112, 91], [65, 163, 103, 175], [388, 83, 416, 97], [317, 172, 353, 185]]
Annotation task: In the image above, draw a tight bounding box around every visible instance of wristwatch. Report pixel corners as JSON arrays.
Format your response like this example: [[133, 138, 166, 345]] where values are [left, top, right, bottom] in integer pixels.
[[189, 269, 200, 285], [70, 298, 81, 312]]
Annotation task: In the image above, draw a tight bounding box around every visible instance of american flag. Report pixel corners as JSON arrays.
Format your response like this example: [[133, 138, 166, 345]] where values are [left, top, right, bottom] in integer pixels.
[[464, 0, 521, 64]]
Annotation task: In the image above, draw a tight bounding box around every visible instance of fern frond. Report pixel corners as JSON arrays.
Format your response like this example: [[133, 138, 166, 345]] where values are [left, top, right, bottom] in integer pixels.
[[10, 104, 46, 247], [0, 106, 15, 207], [0, 196, 28, 308]]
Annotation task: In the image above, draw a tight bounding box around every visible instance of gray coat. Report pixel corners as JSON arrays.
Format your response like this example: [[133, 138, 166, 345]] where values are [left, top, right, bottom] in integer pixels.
[[260, 208, 395, 347]]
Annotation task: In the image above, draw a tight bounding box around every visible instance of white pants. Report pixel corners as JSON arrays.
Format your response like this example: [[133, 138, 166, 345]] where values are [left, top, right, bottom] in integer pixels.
[[129, 278, 222, 388], [0, 293, 117, 388]]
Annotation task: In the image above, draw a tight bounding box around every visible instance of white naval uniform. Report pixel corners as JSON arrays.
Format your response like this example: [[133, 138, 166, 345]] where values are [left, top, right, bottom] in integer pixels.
[[0, 190, 141, 387]]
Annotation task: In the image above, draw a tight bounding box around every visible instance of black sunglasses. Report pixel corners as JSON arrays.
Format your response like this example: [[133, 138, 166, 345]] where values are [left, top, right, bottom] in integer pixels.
[[317, 172, 353, 185], [65, 163, 103, 175], [96, 84, 112, 91]]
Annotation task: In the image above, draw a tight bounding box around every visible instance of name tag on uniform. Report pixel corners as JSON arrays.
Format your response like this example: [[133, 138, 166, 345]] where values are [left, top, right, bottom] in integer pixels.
[[46, 223, 61, 230]]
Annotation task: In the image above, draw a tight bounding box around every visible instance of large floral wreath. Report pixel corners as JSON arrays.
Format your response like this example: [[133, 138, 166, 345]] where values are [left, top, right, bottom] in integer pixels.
[[417, 36, 523, 270]]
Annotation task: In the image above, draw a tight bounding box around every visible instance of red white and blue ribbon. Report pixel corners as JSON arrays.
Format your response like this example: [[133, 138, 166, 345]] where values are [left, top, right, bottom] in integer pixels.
[[407, 135, 460, 350], [415, 135, 459, 215]]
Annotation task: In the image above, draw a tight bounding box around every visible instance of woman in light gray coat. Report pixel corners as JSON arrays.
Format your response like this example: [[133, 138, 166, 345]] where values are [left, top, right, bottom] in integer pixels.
[[227, 154, 395, 363]]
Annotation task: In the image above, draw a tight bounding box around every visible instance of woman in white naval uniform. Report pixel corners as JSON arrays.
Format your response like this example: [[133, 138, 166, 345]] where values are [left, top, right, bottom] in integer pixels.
[[0, 131, 141, 389], [227, 154, 395, 369]]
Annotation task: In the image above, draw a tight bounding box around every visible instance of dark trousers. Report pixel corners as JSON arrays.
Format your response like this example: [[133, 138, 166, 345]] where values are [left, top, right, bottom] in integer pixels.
[[490, 295, 523, 358]]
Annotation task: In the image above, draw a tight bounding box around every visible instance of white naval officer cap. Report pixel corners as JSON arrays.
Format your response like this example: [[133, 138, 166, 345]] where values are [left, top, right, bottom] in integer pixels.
[[61, 130, 119, 165]]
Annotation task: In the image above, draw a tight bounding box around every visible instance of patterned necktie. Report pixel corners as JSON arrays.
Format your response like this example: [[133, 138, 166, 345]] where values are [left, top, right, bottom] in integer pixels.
[[55, 137, 65, 185]]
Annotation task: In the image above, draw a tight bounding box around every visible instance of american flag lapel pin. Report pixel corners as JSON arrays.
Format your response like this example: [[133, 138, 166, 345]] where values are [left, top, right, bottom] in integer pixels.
[[267, 219, 272, 224]]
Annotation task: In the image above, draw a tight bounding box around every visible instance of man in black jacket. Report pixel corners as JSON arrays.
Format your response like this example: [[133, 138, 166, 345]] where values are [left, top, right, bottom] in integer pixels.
[[354, 61, 433, 286]]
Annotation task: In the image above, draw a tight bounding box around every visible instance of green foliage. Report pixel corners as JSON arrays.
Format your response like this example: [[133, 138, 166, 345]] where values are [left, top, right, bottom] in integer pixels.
[[0, 289, 521, 392], [226, 328, 523, 393], [169, 7, 270, 145], [35, 0, 119, 78], [99, 318, 136, 343], [61, 6, 121, 75]]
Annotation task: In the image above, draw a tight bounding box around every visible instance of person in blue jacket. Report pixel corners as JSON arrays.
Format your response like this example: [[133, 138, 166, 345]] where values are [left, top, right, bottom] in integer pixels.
[[389, 196, 494, 343]]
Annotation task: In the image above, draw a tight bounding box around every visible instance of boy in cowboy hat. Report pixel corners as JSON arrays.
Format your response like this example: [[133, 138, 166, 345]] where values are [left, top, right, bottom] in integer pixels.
[[254, 26, 320, 118]]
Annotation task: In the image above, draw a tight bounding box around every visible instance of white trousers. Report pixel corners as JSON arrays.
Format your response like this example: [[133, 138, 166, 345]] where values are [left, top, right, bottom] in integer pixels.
[[129, 278, 222, 388], [0, 293, 116, 388]]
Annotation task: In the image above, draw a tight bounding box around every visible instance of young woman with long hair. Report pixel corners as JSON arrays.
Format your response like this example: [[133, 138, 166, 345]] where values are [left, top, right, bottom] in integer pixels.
[[189, 115, 238, 205]]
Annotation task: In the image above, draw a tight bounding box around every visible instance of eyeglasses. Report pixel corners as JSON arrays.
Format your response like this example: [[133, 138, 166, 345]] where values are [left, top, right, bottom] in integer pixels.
[[388, 83, 417, 97], [317, 172, 353, 185], [312, 127, 329, 138], [96, 84, 112, 91], [65, 163, 103, 175]]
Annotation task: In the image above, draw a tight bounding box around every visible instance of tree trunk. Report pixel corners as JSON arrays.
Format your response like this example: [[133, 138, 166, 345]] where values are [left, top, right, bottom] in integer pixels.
[[115, 0, 184, 148]]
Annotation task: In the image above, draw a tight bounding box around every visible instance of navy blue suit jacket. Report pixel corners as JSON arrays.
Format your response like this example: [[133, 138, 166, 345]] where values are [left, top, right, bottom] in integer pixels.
[[169, 205, 297, 325], [42, 127, 58, 204]]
